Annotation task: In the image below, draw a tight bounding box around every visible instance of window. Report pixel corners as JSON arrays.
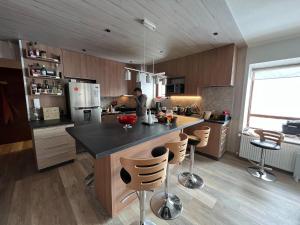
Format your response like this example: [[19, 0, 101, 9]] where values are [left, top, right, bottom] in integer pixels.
[[247, 65, 300, 131]]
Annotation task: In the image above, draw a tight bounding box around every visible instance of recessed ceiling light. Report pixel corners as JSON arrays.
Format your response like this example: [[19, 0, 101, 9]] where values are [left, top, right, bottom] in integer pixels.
[[105, 28, 111, 33], [213, 32, 218, 36]]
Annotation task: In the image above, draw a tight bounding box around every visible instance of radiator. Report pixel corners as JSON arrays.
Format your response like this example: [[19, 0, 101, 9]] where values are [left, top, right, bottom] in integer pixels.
[[239, 134, 300, 172]]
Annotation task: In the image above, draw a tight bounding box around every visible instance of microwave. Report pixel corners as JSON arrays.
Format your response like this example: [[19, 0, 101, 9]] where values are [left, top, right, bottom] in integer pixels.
[[166, 77, 185, 95]]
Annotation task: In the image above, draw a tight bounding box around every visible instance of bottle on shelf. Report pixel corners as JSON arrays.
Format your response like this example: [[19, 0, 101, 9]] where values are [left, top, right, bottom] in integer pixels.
[[34, 42, 40, 57], [43, 80, 49, 93], [40, 50, 47, 59], [55, 63, 60, 78], [28, 42, 35, 58], [57, 82, 63, 95], [31, 79, 37, 95], [52, 81, 57, 94], [37, 83, 42, 94], [40, 65, 47, 76]]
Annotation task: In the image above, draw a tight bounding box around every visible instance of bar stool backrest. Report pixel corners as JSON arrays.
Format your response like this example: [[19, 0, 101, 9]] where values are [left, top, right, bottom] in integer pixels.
[[120, 147, 169, 191], [165, 133, 188, 165], [254, 129, 284, 146], [193, 126, 211, 148]]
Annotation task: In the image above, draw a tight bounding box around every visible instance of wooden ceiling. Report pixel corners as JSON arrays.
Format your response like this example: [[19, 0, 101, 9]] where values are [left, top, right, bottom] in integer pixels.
[[0, 0, 245, 64]]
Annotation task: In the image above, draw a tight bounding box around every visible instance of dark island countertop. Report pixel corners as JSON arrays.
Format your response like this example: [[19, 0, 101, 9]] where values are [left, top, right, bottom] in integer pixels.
[[66, 115, 203, 159], [29, 118, 74, 129]]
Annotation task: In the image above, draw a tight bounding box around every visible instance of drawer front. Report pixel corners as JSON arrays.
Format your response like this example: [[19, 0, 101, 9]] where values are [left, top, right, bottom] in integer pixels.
[[35, 134, 74, 152], [33, 124, 74, 139], [33, 124, 76, 170], [37, 150, 75, 170], [35, 137, 75, 157]]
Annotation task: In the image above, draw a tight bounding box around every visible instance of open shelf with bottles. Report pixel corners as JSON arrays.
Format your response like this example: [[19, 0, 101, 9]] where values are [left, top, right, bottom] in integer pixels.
[[29, 78, 64, 97], [30, 91, 64, 97], [27, 68, 63, 80], [24, 54, 61, 64]]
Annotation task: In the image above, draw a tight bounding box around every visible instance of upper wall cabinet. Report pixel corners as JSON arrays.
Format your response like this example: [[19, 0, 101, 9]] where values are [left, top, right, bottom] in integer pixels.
[[201, 44, 236, 87], [62, 50, 83, 78], [62, 50, 128, 96], [155, 44, 237, 95]]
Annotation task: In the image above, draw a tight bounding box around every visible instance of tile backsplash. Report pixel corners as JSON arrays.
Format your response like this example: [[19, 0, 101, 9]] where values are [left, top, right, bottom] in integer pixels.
[[101, 86, 234, 114], [201, 87, 234, 114]]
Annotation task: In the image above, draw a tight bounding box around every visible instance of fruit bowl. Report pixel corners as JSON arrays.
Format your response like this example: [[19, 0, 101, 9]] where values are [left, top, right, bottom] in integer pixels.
[[117, 114, 137, 129]]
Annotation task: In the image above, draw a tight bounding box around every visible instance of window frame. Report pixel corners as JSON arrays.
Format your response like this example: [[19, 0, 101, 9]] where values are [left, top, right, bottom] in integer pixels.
[[247, 65, 300, 129]]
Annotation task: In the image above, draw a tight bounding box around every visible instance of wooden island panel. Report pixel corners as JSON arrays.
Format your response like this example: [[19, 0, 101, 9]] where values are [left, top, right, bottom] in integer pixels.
[[94, 130, 181, 217]]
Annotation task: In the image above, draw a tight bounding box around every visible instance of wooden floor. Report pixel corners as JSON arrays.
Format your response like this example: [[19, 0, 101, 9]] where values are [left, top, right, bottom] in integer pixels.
[[0, 148, 299, 225]]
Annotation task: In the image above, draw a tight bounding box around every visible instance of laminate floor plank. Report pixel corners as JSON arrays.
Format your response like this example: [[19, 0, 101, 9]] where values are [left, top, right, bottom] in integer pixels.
[[1, 149, 299, 225]]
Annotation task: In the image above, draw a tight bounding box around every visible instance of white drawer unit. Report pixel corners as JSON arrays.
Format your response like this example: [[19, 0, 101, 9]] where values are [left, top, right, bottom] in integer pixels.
[[33, 124, 76, 170]]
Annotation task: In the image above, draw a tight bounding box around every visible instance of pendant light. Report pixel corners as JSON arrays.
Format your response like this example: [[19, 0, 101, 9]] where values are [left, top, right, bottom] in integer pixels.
[[146, 74, 151, 83], [136, 71, 142, 82], [154, 76, 160, 85], [124, 69, 131, 80]]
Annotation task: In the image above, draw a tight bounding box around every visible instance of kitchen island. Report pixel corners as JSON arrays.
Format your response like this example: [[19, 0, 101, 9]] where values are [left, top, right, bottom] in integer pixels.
[[66, 115, 203, 217]]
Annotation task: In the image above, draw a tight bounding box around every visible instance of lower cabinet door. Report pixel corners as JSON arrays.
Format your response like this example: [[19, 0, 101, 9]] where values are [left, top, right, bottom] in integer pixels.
[[33, 124, 76, 170]]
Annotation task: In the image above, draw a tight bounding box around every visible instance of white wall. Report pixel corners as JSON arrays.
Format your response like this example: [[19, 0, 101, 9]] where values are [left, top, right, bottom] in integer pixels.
[[246, 36, 300, 65], [232, 37, 300, 154]]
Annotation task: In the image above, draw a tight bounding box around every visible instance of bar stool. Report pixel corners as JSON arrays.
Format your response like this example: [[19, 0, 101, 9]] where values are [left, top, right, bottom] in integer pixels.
[[178, 126, 210, 189], [248, 129, 284, 182], [150, 133, 188, 220], [120, 146, 169, 225]]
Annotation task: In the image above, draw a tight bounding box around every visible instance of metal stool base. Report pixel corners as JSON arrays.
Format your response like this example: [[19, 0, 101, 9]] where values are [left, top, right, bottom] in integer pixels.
[[178, 172, 204, 189], [247, 166, 276, 182], [135, 219, 156, 225], [150, 192, 182, 220]]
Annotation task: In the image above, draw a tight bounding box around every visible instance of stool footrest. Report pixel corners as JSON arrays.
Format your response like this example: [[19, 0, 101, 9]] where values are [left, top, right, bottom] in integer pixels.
[[120, 191, 138, 203]]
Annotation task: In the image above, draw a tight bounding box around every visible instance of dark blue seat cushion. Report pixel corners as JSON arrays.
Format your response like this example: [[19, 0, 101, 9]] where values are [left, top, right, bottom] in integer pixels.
[[188, 135, 201, 146], [250, 139, 281, 150], [120, 168, 131, 184]]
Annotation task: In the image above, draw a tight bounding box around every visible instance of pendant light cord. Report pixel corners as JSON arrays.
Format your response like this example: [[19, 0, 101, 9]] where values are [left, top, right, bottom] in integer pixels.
[[143, 26, 146, 72]]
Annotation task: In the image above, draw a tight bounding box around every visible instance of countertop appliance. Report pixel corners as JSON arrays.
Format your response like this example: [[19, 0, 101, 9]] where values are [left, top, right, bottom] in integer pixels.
[[282, 120, 300, 135], [166, 77, 185, 95], [68, 82, 101, 153]]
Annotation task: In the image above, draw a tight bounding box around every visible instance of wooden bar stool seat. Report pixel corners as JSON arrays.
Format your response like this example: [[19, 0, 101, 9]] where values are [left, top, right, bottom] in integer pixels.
[[150, 133, 188, 220], [248, 129, 284, 182], [179, 126, 210, 189], [120, 146, 169, 225]]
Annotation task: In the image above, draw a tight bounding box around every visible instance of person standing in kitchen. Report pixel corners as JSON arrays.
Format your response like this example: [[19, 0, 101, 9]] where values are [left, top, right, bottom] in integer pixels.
[[134, 87, 147, 118]]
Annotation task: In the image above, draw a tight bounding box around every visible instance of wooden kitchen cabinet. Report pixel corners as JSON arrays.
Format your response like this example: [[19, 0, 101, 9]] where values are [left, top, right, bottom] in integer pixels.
[[85, 54, 98, 79], [186, 54, 201, 95], [155, 44, 236, 94], [184, 121, 230, 159], [201, 44, 236, 87], [62, 50, 82, 78], [62, 49, 128, 96], [32, 124, 76, 170], [95, 58, 127, 96]]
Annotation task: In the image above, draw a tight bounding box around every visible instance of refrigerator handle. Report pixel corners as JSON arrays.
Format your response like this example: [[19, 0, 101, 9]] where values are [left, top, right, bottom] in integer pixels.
[[74, 106, 100, 110]]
